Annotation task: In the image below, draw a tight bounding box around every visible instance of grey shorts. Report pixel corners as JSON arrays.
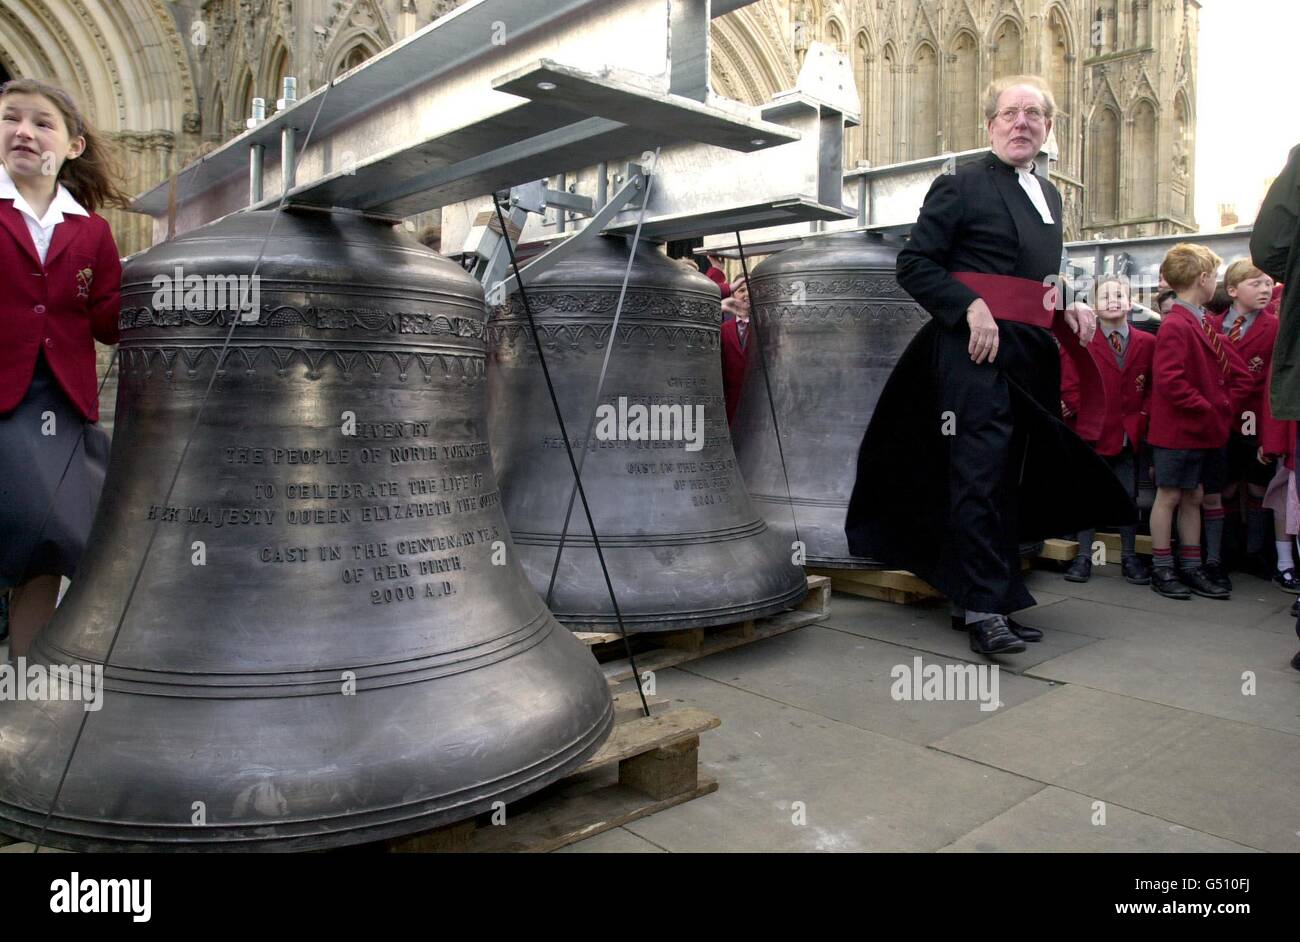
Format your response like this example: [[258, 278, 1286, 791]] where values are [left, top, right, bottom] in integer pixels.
[[1151, 445, 1226, 492]]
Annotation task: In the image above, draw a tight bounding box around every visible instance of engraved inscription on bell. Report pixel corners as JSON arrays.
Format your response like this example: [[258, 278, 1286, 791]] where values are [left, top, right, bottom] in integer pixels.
[[487, 235, 807, 632], [0, 209, 613, 851]]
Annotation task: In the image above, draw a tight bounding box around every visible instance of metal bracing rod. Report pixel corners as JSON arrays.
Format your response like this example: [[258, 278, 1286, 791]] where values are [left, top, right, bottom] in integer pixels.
[[486, 168, 648, 299]]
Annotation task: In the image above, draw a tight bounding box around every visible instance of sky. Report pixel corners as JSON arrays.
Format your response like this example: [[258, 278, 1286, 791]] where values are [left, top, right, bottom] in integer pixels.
[[1194, 0, 1300, 232]]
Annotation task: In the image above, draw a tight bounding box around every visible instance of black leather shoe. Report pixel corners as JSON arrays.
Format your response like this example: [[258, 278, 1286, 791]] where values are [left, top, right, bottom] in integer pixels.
[[1202, 561, 1233, 593], [1063, 557, 1092, 583], [1181, 566, 1231, 599], [1121, 556, 1151, 585], [968, 615, 1026, 655], [1273, 568, 1300, 594], [1292, 650, 1300, 672], [1151, 567, 1191, 599], [949, 614, 1042, 641], [1292, 597, 1299, 618]]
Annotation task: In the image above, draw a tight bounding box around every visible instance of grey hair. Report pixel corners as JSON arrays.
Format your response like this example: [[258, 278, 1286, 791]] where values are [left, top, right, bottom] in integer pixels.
[[983, 74, 1057, 121]]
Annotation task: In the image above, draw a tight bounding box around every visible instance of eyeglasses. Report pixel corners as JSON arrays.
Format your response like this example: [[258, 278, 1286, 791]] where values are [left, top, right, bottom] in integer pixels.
[[995, 107, 1047, 125]]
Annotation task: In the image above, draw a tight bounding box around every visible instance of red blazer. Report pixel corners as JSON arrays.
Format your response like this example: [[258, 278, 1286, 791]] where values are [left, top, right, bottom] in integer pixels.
[[720, 317, 749, 425], [1258, 363, 1297, 471], [1208, 308, 1279, 431], [1061, 327, 1154, 456], [706, 266, 731, 299], [1147, 303, 1253, 450], [0, 202, 120, 422]]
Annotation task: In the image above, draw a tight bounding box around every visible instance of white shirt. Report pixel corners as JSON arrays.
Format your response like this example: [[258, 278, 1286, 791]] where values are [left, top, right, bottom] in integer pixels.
[[1015, 166, 1055, 225], [0, 162, 89, 265]]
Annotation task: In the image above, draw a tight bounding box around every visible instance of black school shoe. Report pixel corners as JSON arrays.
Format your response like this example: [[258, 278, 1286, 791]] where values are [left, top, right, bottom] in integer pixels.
[[1151, 567, 1191, 599], [1121, 556, 1151, 585], [1202, 561, 1233, 593], [949, 614, 1043, 641], [968, 615, 1026, 655], [1181, 566, 1231, 599], [1063, 557, 1092, 583], [1292, 596, 1299, 618], [1273, 568, 1300, 594]]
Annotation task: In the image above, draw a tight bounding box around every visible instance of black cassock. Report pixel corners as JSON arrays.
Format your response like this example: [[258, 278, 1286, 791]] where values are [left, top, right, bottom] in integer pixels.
[[845, 151, 1135, 614]]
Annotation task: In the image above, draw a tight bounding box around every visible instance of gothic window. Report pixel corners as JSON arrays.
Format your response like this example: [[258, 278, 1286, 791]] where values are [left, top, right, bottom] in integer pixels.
[[1132, 0, 1150, 46], [826, 19, 844, 54], [946, 31, 979, 152], [338, 43, 376, 76], [991, 19, 1023, 78], [1088, 107, 1120, 223], [1093, 2, 1118, 53], [266, 39, 291, 104], [853, 31, 872, 165], [1047, 7, 1074, 172], [1172, 92, 1192, 216], [234, 69, 254, 130], [880, 43, 897, 164], [910, 43, 938, 160], [1131, 100, 1157, 217]]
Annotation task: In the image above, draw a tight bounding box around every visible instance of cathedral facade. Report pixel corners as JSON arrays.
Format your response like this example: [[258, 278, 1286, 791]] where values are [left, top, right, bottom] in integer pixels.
[[0, 0, 1199, 254]]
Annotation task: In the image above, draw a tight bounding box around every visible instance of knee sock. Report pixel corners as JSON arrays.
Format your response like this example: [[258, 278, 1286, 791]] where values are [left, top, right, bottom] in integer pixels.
[[1179, 544, 1202, 570], [1075, 529, 1095, 560], [1278, 539, 1296, 574], [1118, 525, 1137, 561], [1153, 546, 1174, 571], [1203, 507, 1225, 566], [1246, 497, 1268, 556]]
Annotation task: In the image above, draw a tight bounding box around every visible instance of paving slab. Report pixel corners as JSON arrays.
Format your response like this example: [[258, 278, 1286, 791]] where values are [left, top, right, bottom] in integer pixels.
[[821, 595, 1099, 672], [622, 668, 1043, 852], [676, 624, 1057, 746], [1025, 617, 1300, 735], [933, 684, 1300, 852], [939, 785, 1259, 852], [552, 826, 667, 853]]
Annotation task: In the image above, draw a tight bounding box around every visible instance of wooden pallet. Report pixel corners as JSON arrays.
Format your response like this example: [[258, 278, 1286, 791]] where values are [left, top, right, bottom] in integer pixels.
[[1040, 532, 1154, 562], [574, 574, 831, 685], [807, 567, 944, 605], [384, 694, 720, 853]]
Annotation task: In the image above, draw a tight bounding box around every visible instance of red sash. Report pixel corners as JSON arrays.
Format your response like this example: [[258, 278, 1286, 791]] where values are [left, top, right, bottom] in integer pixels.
[[953, 271, 1106, 441]]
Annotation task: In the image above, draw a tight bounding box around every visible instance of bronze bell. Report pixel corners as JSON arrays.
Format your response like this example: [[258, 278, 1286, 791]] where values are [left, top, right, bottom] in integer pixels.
[[732, 231, 927, 568], [0, 208, 613, 851], [487, 234, 807, 631]]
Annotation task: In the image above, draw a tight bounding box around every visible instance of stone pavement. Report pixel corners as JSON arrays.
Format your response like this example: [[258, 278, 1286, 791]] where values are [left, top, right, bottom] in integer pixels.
[[558, 564, 1300, 853]]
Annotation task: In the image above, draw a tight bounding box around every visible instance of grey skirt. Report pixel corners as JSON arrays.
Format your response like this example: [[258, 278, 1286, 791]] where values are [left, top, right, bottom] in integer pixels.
[[0, 356, 109, 588]]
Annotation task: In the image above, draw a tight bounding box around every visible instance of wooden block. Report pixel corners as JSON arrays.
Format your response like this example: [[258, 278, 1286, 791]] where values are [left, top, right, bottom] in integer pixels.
[[1039, 538, 1079, 561], [385, 818, 476, 853], [576, 708, 720, 775], [799, 574, 832, 616], [611, 692, 669, 722], [574, 631, 622, 647], [618, 736, 700, 800], [1095, 532, 1154, 557], [723, 619, 756, 640], [660, 627, 705, 652]]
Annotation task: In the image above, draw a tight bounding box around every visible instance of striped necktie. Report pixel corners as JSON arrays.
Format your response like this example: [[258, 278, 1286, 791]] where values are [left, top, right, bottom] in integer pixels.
[[1109, 331, 1123, 356], [1227, 314, 1246, 343], [1202, 316, 1230, 375]]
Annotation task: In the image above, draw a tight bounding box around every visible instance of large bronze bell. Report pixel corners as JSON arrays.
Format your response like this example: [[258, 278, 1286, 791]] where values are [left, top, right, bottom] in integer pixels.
[[487, 235, 807, 631], [732, 231, 927, 568], [0, 209, 613, 851]]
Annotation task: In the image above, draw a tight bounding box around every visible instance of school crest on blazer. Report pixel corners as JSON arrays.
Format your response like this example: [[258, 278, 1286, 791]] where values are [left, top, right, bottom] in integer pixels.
[[1135, 372, 1146, 392], [76, 265, 93, 300], [1248, 354, 1265, 373]]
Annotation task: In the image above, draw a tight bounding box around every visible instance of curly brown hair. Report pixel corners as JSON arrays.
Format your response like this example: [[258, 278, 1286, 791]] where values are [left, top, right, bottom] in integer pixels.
[[1, 78, 131, 213]]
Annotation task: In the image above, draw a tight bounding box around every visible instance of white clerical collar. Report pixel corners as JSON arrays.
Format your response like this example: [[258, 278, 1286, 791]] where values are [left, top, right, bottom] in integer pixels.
[[0, 161, 89, 228]]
